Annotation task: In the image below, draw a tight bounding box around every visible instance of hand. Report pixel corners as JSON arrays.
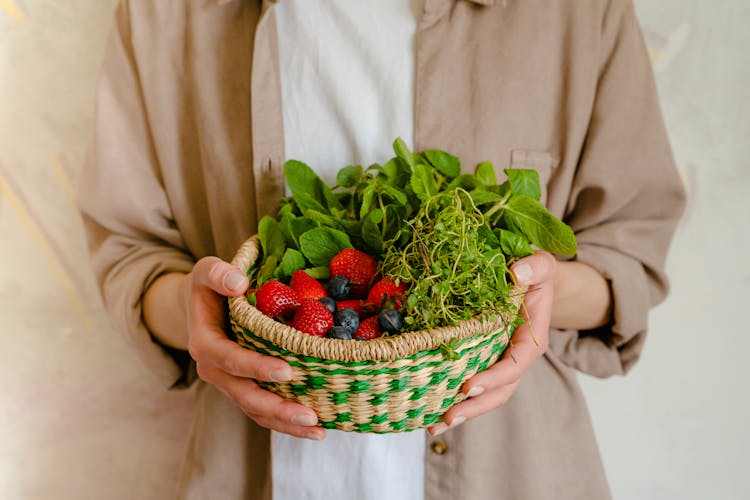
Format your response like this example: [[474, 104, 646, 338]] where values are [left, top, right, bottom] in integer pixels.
[[185, 257, 325, 440], [427, 251, 556, 436]]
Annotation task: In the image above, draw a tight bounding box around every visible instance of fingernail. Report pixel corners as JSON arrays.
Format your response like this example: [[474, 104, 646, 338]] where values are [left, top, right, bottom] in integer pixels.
[[513, 262, 533, 285], [270, 369, 293, 382], [466, 386, 485, 398], [450, 415, 466, 427], [431, 425, 448, 436], [224, 271, 246, 291], [292, 414, 318, 427], [305, 431, 324, 441]]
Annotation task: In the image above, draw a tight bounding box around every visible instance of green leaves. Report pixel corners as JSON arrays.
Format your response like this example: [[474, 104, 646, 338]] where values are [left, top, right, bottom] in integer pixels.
[[411, 163, 439, 202], [423, 150, 460, 178], [299, 227, 353, 266], [504, 169, 541, 201], [503, 195, 577, 256]]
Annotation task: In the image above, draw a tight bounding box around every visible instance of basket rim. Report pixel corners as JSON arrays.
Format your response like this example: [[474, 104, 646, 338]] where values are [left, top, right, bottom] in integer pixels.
[[228, 234, 524, 362]]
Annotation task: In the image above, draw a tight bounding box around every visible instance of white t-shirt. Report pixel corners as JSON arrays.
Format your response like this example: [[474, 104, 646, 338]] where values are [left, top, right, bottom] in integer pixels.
[[273, 1, 426, 499]]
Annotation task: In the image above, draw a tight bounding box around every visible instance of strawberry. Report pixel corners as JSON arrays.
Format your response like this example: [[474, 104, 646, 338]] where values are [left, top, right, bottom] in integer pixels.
[[291, 299, 334, 337], [329, 248, 378, 298], [255, 281, 301, 319], [367, 277, 408, 310], [289, 270, 327, 300], [353, 316, 381, 340], [336, 299, 366, 317]]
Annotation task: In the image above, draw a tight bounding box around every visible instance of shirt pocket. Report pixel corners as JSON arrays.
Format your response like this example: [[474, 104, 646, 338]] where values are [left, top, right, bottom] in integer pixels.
[[509, 149, 558, 206]]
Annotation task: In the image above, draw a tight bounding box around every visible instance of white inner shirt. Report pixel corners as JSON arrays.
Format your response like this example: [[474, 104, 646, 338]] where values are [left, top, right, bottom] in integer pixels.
[[273, 1, 426, 499]]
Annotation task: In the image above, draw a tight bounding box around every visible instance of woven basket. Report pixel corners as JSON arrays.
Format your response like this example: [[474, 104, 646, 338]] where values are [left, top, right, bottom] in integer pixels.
[[228, 235, 523, 433]]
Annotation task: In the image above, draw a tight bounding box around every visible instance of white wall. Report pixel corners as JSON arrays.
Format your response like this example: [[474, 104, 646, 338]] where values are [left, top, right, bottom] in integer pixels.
[[579, 1, 750, 498], [0, 1, 747, 499]]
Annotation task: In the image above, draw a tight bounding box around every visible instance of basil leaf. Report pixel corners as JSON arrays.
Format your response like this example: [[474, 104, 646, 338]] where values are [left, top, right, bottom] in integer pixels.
[[274, 248, 307, 280], [496, 228, 534, 259], [393, 137, 415, 170], [423, 150, 460, 179], [475, 161, 497, 186], [503, 195, 576, 255], [380, 183, 408, 206], [299, 227, 353, 266], [410, 163, 438, 202], [337, 165, 362, 188], [258, 216, 285, 261], [505, 169, 541, 201]]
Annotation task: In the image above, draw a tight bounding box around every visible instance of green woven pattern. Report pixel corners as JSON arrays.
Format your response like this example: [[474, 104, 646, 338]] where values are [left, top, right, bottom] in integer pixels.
[[232, 318, 510, 433]]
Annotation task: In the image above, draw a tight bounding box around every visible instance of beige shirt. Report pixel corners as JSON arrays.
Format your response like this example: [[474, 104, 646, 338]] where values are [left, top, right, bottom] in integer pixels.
[[77, 1, 686, 499]]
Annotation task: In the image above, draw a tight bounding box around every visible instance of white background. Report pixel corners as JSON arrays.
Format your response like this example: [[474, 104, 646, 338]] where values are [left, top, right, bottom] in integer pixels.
[[1, 1, 748, 498]]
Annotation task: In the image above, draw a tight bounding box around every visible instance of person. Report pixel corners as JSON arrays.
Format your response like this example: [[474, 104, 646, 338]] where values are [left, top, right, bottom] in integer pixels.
[[77, 0, 686, 499]]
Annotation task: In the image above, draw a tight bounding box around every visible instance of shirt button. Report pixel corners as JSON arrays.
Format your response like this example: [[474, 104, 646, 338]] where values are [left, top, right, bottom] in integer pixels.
[[431, 440, 448, 455]]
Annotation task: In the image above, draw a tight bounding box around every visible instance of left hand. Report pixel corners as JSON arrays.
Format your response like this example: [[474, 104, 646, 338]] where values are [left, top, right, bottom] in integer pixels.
[[427, 251, 556, 436]]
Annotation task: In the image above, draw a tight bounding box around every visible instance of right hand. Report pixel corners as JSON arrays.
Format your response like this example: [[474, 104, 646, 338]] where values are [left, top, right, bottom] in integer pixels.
[[184, 256, 326, 440]]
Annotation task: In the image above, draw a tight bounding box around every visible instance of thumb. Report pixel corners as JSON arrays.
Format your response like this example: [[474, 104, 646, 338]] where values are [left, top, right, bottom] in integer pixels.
[[192, 256, 249, 297], [510, 251, 557, 287]]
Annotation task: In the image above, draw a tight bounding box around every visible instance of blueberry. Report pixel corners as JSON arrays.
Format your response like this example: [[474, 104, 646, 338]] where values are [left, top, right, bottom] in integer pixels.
[[334, 308, 360, 335], [326, 325, 352, 340], [328, 275, 351, 300], [378, 308, 404, 335], [319, 297, 337, 314]]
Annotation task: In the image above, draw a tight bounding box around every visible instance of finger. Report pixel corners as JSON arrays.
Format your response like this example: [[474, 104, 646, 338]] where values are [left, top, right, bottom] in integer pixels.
[[199, 363, 322, 436], [253, 416, 326, 441], [462, 321, 546, 394], [427, 382, 519, 436], [189, 328, 293, 381], [192, 256, 249, 297], [510, 251, 557, 287]]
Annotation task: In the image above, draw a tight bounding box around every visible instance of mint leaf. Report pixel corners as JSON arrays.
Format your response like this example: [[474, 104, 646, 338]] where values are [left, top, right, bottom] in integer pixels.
[[257, 255, 279, 286], [503, 195, 576, 255], [337, 165, 362, 188], [410, 163, 438, 202], [497, 228, 534, 259], [299, 227, 353, 266], [468, 188, 503, 206], [284, 160, 342, 213], [305, 266, 330, 280], [423, 150, 460, 179], [382, 158, 411, 188], [362, 209, 384, 255], [274, 248, 307, 280], [306, 209, 345, 230], [393, 137, 415, 170], [505, 169, 541, 201], [446, 174, 480, 191], [258, 216, 285, 261], [475, 161, 497, 186]]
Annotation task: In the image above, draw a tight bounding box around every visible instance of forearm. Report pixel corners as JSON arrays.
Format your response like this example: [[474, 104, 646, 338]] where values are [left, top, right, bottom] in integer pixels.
[[551, 261, 612, 331], [143, 272, 190, 350]]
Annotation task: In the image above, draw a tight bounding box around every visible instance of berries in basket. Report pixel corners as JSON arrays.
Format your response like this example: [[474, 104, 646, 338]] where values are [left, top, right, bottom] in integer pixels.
[[228, 139, 576, 433]]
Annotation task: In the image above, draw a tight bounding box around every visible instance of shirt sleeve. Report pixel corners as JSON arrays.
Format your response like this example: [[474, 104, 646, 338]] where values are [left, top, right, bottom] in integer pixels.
[[548, 0, 687, 378], [77, 1, 196, 389]]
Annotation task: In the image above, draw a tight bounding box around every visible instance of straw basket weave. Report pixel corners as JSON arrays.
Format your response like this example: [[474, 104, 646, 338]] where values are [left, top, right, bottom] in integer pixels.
[[228, 235, 523, 433]]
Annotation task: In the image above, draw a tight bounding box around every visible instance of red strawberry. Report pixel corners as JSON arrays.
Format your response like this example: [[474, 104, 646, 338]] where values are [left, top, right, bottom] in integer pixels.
[[329, 248, 378, 298], [291, 299, 334, 337], [367, 277, 408, 310], [289, 270, 327, 300], [336, 299, 365, 317], [255, 281, 301, 319], [353, 316, 381, 340]]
